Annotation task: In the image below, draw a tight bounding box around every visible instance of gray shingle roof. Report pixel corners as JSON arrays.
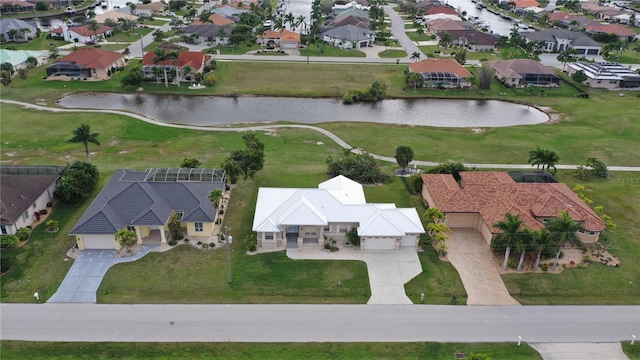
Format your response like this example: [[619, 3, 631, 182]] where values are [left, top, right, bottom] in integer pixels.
[[0, 173, 59, 225], [70, 169, 225, 235], [523, 29, 601, 47], [322, 24, 374, 42], [183, 24, 234, 38]]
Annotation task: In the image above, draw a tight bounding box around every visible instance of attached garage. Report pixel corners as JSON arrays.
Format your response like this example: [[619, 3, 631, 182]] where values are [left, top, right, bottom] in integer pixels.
[[363, 237, 397, 251], [401, 235, 418, 248], [446, 213, 480, 229], [80, 234, 116, 250], [283, 41, 298, 49]]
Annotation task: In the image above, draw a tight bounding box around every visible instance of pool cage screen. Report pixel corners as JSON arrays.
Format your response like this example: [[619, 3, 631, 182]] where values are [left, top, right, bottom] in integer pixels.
[[144, 168, 226, 183]]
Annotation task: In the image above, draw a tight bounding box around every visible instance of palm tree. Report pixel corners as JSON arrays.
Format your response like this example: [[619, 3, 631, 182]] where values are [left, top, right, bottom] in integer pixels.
[[181, 65, 194, 84], [296, 14, 306, 33], [547, 210, 584, 271], [198, 10, 213, 24], [87, 20, 99, 43], [7, 29, 19, 42], [410, 51, 421, 62], [492, 213, 524, 270], [150, 65, 162, 84], [152, 48, 178, 88], [425, 207, 445, 224], [17, 68, 28, 80], [515, 228, 534, 271], [529, 229, 550, 271], [528, 145, 558, 173], [208, 189, 223, 207], [284, 12, 296, 31], [407, 72, 422, 91], [274, 17, 285, 49], [68, 123, 100, 163], [438, 32, 453, 54], [123, 47, 131, 61], [0, 70, 12, 91]]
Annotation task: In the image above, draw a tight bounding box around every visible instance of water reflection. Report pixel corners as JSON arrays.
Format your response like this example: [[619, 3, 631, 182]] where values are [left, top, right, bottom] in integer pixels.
[[58, 93, 549, 128]]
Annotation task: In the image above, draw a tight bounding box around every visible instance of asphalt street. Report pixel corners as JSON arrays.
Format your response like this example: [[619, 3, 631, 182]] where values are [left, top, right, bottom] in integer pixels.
[[2, 304, 639, 342]]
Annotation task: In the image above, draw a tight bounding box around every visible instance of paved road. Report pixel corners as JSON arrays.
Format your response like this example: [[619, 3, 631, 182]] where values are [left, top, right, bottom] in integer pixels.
[[3, 99, 640, 172], [1, 304, 639, 342], [384, 4, 424, 60]]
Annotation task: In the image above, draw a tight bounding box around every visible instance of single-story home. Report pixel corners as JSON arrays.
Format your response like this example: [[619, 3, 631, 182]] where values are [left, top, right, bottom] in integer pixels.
[[426, 18, 470, 33], [584, 24, 637, 42], [0, 49, 45, 70], [252, 175, 425, 251], [567, 61, 640, 89], [0, 18, 38, 42], [421, 171, 605, 246], [488, 59, 559, 87], [423, 5, 459, 16], [408, 58, 473, 88], [141, 51, 212, 82], [511, 0, 539, 10], [523, 29, 602, 55], [0, 0, 34, 14], [93, 10, 138, 25], [332, 0, 369, 14], [435, 30, 499, 51], [256, 29, 300, 49], [192, 13, 236, 26], [70, 168, 226, 250], [322, 24, 375, 49], [46, 47, 125, 79], [182, 24, 233, 45], [50, 24, 115, 43], [325, 14, 370, 29], [136, 1, 166, 15], [0, 165, 64, 235]]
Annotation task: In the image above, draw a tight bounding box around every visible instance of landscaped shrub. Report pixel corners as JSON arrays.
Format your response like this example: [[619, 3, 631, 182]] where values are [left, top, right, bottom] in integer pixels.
[[168, 239, 177, 246], [209, 242, 215, 248], [15, 227, 31, 241], [219, 209, 224, 215], [507, 258, 518, 269], [203, 72, 216, 86], [249, 244, 256, 252], [202, 243, 209, 249], [347, 228, 360, 246], [1, 256, 12, 273], [1, 235, 20, 249], [184, 238, 190, 243]]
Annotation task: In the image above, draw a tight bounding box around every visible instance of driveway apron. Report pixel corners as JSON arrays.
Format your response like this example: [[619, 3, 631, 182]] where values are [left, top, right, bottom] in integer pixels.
[[531, 343, 631, 360], [48, 246, 158, 303], [446, 229, 520, 305]]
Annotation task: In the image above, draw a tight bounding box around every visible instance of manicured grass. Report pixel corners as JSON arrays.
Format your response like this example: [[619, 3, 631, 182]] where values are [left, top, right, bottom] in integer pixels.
[[0, 0, 94, 18], [604, 48, 640, 64], [300, 44, 366, 58], [205, 44, 262, 55], [0, 341, 543, 359], [501, 171, 640, 305], [378, 49, 407, 58], [92, 43, 128, 51], [623, 341, 640, 360], [108, 28, 154, 43], [406, 32, 432, 42], [0, 33, 68, 50], [405, 247, 468, 305], [139, 18, 171, 26]]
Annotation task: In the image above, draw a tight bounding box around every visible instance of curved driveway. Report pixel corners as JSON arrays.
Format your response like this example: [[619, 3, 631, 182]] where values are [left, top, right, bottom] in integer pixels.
[[3, 99, 639, 172]]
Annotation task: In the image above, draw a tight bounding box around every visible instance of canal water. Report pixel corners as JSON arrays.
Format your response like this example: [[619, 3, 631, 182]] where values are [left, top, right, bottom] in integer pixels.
[[58, 93, 548, 128]]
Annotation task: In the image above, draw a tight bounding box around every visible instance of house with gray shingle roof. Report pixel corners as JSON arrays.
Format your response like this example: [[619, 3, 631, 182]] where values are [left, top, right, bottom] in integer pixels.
[[70, 168, 225, 250], [522, 29, 602, 56], [1, 165, 64, 235], [0, 18, 38, 43], [322, 24, 375, 49]]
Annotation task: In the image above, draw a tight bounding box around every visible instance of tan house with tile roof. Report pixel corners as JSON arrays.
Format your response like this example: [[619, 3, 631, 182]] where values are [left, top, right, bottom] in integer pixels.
[[191, 13, 236, 26], [421, 172, 605, 246], [408, 58, 473, 88]]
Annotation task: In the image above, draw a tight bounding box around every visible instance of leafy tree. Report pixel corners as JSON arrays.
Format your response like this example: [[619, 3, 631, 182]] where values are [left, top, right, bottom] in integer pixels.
[[347, 228, 360, 246], [116, 228, 137, 253], [68, 123, 100, 163], [407, 173, 423, 194], [203, 72, 216, 86], [26, 56, 38, 68], [221, 157, 241, 184], [180, 158, 201, 168], [120, 66, 143, 87], [0, 70, 12, 90], [492, 213, 525, 270], [208, 189, 223, 206], [571, 70, 587, 83], [35, 1, 48, 11], [17, 68, 28, 80], [575, 157, 608, 179], [54, 162, 100, 204], [427, 161, 466, 181], [438, 32, 453, 54], [1, 62, 15, 76], [222, 133, 265, 182], [326, 149, 388, 184], [87, 20, 99, 42], [395, 146, 414, 174], [454, 48, 467, 65], [167, 212, 183, 240], [477, 61, 495, 90], [546, 210, 584, 271]]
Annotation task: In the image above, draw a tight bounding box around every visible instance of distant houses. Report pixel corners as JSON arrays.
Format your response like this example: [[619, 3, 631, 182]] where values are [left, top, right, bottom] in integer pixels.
[[50, 24, 115, 44], [0, 18, 38, 43], [256, 29, 300, 49], [0, 49, 45, 70], [568, 62, 640, 90]]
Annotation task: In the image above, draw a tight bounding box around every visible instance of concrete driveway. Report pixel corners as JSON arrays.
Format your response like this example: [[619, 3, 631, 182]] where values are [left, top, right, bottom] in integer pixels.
[[531, 343, 630, 360], [48, 246, 157, 303], [287, 248, 422, 304], [446, 229, 519, 305]]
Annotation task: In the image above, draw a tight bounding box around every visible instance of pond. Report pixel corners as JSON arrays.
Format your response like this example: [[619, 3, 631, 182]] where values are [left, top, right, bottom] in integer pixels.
[[57, 93, 549, 128]]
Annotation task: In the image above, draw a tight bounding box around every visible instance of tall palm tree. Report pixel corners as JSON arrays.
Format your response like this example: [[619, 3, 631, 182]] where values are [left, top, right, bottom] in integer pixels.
[[7, 29, 19, 42], [296, 14, 306, 33], [284, 12, 296, 31], [529, 228, 550, 271], [87, 20, 99, 43], [492, 213, 525, 270], [547, 210, 584, 271], [150, 65, 162, 84], [410, 51, 421, 62], [68, 123, 100, 163], [152, 48, 178, 88], [528, 145, 558, 173], [181, 65, 194, 84], [274, 17, 285, 49]]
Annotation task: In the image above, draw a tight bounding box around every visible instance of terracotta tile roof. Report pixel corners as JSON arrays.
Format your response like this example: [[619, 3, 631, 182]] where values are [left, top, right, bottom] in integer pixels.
[[585, 24, 636, 37], [192, 13, 236, 26], [68, 24, 114, 37], [427, 18, 467, 31], [50, 27, 63, 34], [548, 11, 573, 21], [408, 58, 472, 78], [56, 47, 124, 69], [513, 0, 539, 8], [258, 29, 300, 42], [425, 5, 459, 15], [142, 51, 209, 68], [421, 172, 605, 233]]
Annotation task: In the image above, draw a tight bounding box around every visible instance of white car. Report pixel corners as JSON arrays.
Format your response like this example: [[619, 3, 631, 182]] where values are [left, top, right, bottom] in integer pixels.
[[263, 20, 272, 28]]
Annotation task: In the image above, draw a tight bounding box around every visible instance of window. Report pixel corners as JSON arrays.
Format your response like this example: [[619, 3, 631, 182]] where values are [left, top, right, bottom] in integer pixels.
[[22, 211, 29, 221], [339, 225, 348, 233], [304, 231, 316, 236], [323, 225, 330, 232], [127, 226, 135, 232], [175, 211, 184, 220], [194, 222, 203, 232], [265, 232, 274, 240], [0, 226, 7, 235], [589, 232, 595, 236]]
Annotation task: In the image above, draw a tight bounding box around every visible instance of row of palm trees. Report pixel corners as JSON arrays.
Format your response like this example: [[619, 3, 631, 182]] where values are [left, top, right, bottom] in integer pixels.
[[492, 211, 584, 272], [528, 145, 559, 174]]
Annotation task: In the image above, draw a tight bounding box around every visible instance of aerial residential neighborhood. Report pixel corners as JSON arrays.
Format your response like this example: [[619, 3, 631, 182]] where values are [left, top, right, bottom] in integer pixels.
[[0, 0, 639, 357]]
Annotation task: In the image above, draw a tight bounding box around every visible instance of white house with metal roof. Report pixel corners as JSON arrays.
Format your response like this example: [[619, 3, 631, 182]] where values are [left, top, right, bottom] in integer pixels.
[[252, 176, 425, 251]]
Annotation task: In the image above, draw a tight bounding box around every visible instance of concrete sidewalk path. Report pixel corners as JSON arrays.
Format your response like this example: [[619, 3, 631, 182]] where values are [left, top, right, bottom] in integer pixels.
[[531, 343, 630, 360]]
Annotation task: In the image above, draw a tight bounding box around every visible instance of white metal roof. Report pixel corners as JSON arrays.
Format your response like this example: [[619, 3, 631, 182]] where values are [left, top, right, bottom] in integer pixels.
[[252, 176, 425, 236]]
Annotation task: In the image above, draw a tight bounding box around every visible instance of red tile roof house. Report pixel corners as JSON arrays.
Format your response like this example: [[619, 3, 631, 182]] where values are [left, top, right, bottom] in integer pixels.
[[51, 24, 114, 44], [408, 58, 473, 88], [142, 51, 212, 83], [420, 172, 605, 247], [46, 47, 125, 80], [256, 29, 300, 49], [584, 24, 637, 42], [436, 30, 499, 52]]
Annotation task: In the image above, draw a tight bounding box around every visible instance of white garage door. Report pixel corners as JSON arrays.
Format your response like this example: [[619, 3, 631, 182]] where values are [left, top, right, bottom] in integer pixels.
[[401, 235, 417, 248], [365, 237, 396, 251], [283, 42, 297, 49], [82, 234, 115, 249]]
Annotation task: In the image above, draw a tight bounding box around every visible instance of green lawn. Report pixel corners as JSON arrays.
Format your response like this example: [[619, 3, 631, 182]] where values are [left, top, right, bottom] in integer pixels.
[[205, 44, 262, 55], [405, 247, 468, 305], [406, 32, 432, 42], [107, 28, 154, 43], [604, 47, 640, 64], [0, 341, 543, 359], [378, 49, 407, 58], [623, 341, 640, 360], [0, 33, 68, 50], [300, 44, 366, 57], [0, 0, 94, 18]]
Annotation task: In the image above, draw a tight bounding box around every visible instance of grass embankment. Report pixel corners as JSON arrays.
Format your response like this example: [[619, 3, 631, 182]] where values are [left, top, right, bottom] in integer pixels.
[[0, 341, 543, 359], [623, 341, 640, 360], [0, 33, 67, 50]]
